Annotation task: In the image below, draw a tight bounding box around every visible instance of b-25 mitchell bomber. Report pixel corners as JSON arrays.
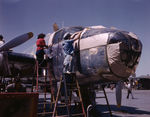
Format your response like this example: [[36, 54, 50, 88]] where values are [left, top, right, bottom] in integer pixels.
[[46, 25, 142, 107], [0, 25, 142, 115]]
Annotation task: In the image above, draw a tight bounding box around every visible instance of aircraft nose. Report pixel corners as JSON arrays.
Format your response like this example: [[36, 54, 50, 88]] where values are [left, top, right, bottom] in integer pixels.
[[120, 37, 142, 68], [107, 32, 142, 78]]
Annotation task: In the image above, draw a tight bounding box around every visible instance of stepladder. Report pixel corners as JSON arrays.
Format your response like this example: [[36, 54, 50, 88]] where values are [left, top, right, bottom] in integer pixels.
[[52, 73, 86, 117]]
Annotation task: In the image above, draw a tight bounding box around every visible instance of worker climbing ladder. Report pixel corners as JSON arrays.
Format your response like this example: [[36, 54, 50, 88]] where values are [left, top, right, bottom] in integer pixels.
[[52, 73, 86, 117]]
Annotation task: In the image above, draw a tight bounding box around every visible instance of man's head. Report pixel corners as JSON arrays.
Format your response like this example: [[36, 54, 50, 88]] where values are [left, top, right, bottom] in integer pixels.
[[37, 33, 45, 39], [0, 35, 3, 41], [63, 32, 71, 40]]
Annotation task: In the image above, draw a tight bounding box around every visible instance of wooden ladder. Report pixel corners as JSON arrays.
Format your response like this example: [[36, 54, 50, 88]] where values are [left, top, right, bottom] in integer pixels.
[[36, 60, 56, 116], [52, 73, 86, 117]]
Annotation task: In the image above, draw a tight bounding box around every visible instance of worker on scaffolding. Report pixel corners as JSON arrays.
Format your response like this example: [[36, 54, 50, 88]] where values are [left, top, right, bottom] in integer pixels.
[[61, 31, 82, 99], [62, 31, 82, 74], [36, 33, 48, 75], [36, 33, 48, 65]]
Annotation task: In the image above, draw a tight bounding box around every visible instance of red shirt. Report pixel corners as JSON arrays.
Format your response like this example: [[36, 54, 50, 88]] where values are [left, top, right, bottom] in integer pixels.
[[36, 38, 46, 51]]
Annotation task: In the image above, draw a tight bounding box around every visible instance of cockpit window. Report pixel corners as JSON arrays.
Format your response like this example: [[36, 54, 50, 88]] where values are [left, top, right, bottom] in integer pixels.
[[52, 27, 84, 44], [52, 30, 65, 44], [81, 28, 123, 39], [81, 29, 104, 38]]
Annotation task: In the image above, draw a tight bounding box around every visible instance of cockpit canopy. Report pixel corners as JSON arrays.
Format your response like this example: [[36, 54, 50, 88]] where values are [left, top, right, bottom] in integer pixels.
[[52, 26, 84, 44]]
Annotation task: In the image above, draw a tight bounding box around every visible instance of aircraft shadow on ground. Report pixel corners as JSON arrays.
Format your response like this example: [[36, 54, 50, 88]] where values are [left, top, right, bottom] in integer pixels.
[[38, 98, 150, 117], [96, 104, 150, 117]]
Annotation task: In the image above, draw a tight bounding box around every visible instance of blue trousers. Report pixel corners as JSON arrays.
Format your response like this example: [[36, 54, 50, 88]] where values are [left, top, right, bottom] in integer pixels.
[[63, 55, 74, 73]]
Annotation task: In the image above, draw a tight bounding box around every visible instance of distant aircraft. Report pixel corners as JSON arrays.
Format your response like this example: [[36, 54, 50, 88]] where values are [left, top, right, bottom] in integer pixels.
[[0, 25, 142, 109]]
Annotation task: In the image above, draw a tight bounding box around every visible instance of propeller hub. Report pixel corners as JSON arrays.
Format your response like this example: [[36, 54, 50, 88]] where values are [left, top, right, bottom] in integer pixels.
[[28, 32, 34, 38]]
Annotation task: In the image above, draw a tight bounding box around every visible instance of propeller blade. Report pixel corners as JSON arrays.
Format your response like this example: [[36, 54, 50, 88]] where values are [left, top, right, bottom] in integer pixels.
[[116, 81, 122, 108], [53, 23, 59, 32], [0, 32, 33, 52]]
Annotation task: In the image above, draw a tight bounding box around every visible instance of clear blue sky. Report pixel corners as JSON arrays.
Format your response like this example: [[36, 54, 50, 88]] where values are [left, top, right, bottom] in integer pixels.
[[0, 0, 150, 76]]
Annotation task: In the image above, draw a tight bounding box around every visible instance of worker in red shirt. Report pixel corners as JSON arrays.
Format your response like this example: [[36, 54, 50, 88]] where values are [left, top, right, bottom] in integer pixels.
[[36, 33, 48, 66]]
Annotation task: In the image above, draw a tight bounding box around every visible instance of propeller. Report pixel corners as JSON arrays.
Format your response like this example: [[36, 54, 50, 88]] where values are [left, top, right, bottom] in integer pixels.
[[115, 81, 122, 108], [53, 23, 59, 32], [0, 32, 33, 52]]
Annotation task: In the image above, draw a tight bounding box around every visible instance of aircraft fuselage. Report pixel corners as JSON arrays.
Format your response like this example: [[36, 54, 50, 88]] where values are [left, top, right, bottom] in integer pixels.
[[48, 26, 142, 84]]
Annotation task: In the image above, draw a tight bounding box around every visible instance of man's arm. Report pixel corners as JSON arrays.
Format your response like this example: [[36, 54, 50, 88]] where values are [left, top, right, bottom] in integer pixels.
[[71, 31, 82, 41]]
